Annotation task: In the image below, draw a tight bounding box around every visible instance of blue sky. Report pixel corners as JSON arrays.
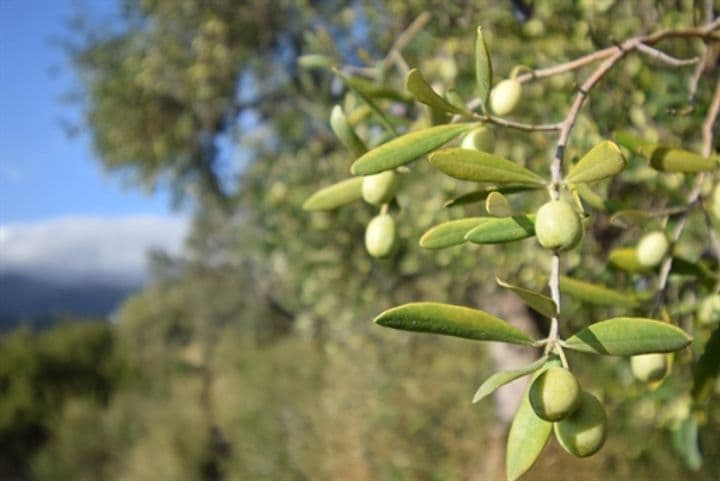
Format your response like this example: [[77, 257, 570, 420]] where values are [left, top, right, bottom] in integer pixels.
[[0, 0, 186, 285], [0, 0, 173, 223]]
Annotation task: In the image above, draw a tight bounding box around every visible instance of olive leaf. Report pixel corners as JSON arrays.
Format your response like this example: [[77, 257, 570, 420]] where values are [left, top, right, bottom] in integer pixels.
[[608, 248, 653, 273], [373, 302, 535, 345], [472, 355, 547, 404], [464, 215, 535, 244], [419, 217, 488, 249], [573, 183, 611, 211], [615, 132, 714, 173], [334, 68, 399, 135], [496, 277, 557, 319], [609, 210, 653, 228], [406, 69, 469, 115], [351, 123, 473, 175], [429, 148, 546, 186], [297, 54, 334, 70], [302, 177, 363, 211], [485, 191, 514, 217], [564, 317, 692, 356], [648, 147, 715, 173], [564, 140, 626, 184], [475, 26, 493, 110], [329, 105, 367, 157], [559, 275, 644, 307], [672, 416, 703, 471], [691, 327, 720, 404], [444, 184, 540, 207], [506, 358, 559, 481]]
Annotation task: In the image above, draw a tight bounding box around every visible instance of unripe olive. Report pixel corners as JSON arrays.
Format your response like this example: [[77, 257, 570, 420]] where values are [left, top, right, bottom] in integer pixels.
[[636, 231, 669, 267], [554, 391, 607, 458], [529, 367, 582, 421], [460, 126, 494, 152], [362, 171, 398, 206], [698, 294, 720, 325], [489, 78, 522, 116], [535, 200, 583, 251], [365, 214, 397, 258], [630, 353, 668, 383]]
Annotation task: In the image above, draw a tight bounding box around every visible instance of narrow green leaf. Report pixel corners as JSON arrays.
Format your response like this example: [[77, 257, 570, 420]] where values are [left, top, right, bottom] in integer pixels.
[[564, 317, 692, 356], [565, 140, 626, 184], [472, 356, 547, 404], [297, 54, 334, 70], [672, 256, 717, 282], [559, 275, 643, 307], [574, 183, 610, 211], [691, 327, 720, 404], [475, 27, 493, 109], [464, 215, 535, 244], [444, 185, 540, 207], [429, 148, 546, 186], [496, 278, 557, 319], [506, 359, 558, 481], [609, 210, 652, 229], [419, 217, 488, 250], [608, 248, 653, 273], [615, 133, 714, 173], [485, 191, 514, 217], [672, 416, 703, 471], [406, 69, 469, 115], [351, 124, 472, 175], [302, 177, 363, 211], [649, 148, 715, 173], [329, 105, 367, 158], [374, 302, 535, 345], [334, 68, 399, 135]]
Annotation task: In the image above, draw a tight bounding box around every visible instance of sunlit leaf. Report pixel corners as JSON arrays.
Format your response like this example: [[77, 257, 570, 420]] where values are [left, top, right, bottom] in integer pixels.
[[374, 302, 535, 345], [475, 27, 493, 110], [444, 185, 540, 207], [351, 124, 473, 175], [330, 105, 367, 157], [419, 217, 487, 249], [506, 358, 559, 481], [564, 317, 692, 356], [429, 148, 546, 185], [464, 215, 535, 244], [302, 177, 363, 210], [297, 54, 334, 70], [565, 141, 626, 184], [609, 210, 652, 228], [406, 69, 469, 115], [573, 183, 610, 211], [485, 191, 514, 217], [496, 278, 557, 319], [559, 275, 643, 307], [691, 327, 720, 404], [472, 356, 547, 404]]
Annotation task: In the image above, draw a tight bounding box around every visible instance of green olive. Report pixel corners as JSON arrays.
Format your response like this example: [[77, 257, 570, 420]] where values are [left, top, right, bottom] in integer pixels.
[[554, 391, 607, 458], [636, 231, 669, 267], [698, 294, 720, 325], [489, 78, 522, 116], [365, 214, 397, 258], [460, 126, 495, 152], [535, 200, 583, 251], [630, 353, 668, 383], [529, 367, 582, 421], [362, 171, 398, 206]]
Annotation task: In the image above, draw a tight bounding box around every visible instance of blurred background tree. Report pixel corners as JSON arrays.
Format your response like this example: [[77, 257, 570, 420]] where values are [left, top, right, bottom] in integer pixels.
[[1, 1, 718, 480]]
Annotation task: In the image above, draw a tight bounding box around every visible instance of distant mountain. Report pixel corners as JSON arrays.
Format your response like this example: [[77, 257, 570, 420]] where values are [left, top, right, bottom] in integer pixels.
[[0, 272, 139, 330]]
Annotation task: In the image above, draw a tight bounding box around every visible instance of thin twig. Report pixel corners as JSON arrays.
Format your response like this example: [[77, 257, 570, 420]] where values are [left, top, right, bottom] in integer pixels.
[[381, 11, 432, 72], [636, 43, 699, 67]]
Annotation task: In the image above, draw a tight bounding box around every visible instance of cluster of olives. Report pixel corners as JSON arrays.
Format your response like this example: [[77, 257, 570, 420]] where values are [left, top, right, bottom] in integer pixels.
[[529, 367, 607, 457], [363, 171, 399, 258]]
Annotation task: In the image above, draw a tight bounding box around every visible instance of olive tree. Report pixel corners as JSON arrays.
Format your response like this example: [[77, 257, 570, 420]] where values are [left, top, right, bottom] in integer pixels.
[[303, 5, 720, 480]]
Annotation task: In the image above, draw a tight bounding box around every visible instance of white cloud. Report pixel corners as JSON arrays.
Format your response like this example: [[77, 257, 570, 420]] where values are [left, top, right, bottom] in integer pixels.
[[0, 214, 189, 285]]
